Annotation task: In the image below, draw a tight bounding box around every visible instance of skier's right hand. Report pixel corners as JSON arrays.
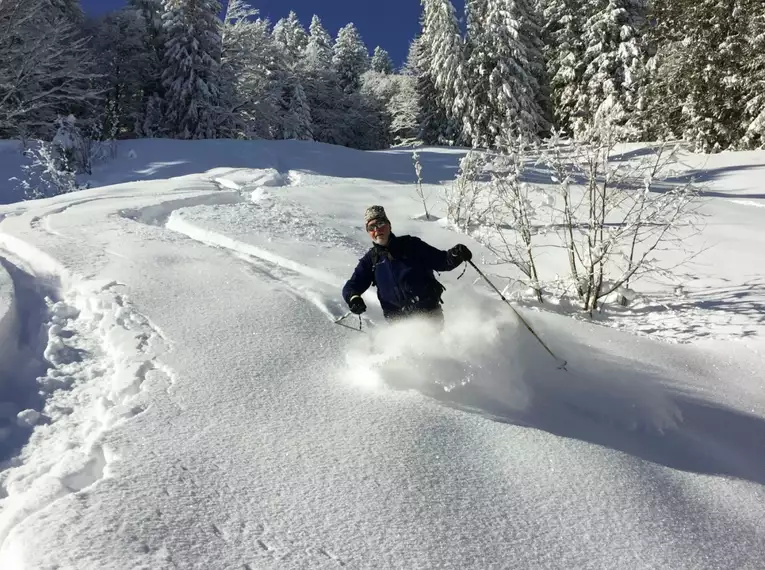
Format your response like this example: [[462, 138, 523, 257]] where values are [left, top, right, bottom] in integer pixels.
[[348, 295, 366, 315]]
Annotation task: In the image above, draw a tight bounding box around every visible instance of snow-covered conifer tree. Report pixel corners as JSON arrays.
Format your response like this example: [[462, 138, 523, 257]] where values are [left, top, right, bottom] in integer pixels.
[[638, 0, 686, 142], [522, 1, 551, 133], [297, 15, 349, 144], [160, 0, 224, 139], [463, 0, 546, 147], [742, 3, 765, 148], [220, 0, 282, 138], [575, 0, 647, 140], [420, 0, 467, 133], [91, 8, 152, 137], [130, 0, 165, 35], [405, 36, 449, 144], [644, 0, 751, 151], [273, 11, 308, 64], [332, 23, 370, 93], [128, 0, 166, 133], [542, 0, 586, 136], [305, 15, 334, 70], [282, 81, 313, 141], [371, 47, 395, 74]]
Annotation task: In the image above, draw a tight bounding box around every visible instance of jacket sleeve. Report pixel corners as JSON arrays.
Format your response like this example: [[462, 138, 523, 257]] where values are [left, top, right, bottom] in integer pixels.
[[410, 237, 458, 272], [342, 252, 374, 303]]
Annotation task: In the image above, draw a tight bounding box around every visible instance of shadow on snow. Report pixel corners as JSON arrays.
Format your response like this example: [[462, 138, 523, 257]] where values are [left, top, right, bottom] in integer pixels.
[[0, 257, 56, 467], [377, 312, 765, 487]]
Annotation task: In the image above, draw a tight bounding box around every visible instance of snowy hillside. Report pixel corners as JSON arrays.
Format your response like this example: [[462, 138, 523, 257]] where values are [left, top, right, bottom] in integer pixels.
[[0, 139, 764, 569]]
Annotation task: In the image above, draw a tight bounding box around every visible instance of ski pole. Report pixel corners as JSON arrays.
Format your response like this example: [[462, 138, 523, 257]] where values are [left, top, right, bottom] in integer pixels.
[[468, 260, 567, 370]]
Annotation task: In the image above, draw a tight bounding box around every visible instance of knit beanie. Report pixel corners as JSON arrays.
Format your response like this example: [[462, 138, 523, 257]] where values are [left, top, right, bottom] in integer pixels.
[[364, 205, 389, 225]]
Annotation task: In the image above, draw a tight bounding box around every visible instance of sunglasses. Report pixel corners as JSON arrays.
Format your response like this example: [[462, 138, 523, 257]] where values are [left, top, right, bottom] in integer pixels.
[[366, 220, 389, 232]]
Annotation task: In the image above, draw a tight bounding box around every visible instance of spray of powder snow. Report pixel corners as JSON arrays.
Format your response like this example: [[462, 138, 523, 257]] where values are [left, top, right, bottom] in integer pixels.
[[342, 299, 534, 413], [343, 298, 683, 435]]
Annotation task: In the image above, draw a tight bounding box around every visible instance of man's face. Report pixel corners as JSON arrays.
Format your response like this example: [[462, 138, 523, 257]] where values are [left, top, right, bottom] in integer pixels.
[[367, 218, 391, 245]]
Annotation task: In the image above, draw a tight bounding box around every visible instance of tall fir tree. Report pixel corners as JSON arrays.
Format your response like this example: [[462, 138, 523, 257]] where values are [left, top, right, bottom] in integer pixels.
[[91, 8, 152, 137], [639, 0, 685, 141], [542, 0, 586, 136], [282, 80, 313, 140], [371, 47, 395, 74], [300, 15, 349, 144], [463, 0, 546, 147], [682, 0, 748, 151], [305, 15, 333, 70], [522, 1, 551, 133], [575, 0, 647, 140], [129, 0, 167, 134], [220, 0, 282, 138], [130, 0, 164, 34], [160, 0, 224, 139], [332, 23, 370, 93], [405, 35, 452, 144], [642, 0, 749, 151], [273, 11, 308, 63], [742, 1, 765, 148], [420, 0, 466, 139]]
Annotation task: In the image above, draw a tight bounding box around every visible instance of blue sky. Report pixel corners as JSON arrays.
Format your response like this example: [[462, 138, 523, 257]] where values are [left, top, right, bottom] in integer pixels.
[[80, 0, 467, 66]]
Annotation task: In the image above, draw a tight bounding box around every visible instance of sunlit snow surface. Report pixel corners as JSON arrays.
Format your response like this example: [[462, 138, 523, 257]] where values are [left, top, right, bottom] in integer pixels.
[[0, 139, 763, 569]]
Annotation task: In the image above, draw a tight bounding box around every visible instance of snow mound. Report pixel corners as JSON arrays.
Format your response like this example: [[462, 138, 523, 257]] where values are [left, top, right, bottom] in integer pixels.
[[410, 211, 442, 222], [15, 410, 40, 428], [2, 138, 472, 205], [174, 196, 365, 257], [208, 167, 287, 191]]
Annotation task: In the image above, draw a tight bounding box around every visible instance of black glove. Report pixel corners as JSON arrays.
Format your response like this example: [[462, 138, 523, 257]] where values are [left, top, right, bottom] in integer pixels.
[[449, 243, 472, 263], [348, 295, 367, 315]]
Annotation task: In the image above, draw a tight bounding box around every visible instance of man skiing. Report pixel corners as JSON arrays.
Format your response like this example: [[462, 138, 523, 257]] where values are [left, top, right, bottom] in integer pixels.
[[342, 205, 473, 322]]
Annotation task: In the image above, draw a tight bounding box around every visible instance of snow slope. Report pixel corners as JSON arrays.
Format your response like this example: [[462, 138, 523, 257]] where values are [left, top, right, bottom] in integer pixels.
[[0, 140, 764, 569]]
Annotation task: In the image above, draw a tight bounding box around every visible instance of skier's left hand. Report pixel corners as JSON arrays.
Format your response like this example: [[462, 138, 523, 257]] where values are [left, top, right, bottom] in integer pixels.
[[449, 243, 472, 263]]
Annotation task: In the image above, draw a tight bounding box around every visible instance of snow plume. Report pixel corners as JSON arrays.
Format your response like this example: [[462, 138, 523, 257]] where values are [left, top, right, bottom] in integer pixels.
[[344, 296, 682, 435], [343, 299, 530, 404]]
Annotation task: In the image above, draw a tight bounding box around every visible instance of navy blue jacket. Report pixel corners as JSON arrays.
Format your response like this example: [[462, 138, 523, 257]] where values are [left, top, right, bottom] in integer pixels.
[[342, 234, 460, 318]]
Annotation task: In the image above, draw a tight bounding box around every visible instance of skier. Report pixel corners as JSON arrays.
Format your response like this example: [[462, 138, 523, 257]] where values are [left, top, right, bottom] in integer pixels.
[[342, 205, 473, 323]]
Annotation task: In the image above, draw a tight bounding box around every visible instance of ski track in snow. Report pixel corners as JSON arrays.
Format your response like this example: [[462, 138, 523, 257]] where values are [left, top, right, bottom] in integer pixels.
[[165, 214, 348, 323], [0, 171, 359, 566], [0, 272, 176, 548], [0, 197, 184, 551], [121, 173, 361, 325], [732, 199, 765, 208]]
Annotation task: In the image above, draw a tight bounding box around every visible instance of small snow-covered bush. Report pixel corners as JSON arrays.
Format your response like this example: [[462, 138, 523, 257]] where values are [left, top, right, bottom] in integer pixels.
[[15, 116, 118, 199], [444, 150, 492, 233], [451, 126, 702, 313], [16, 141, 81, 199]]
